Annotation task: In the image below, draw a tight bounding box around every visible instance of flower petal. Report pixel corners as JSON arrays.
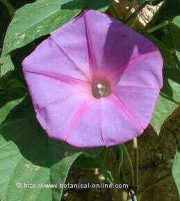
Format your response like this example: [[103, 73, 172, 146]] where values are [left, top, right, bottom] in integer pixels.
[[114, 51, 163, 88], [99, 97, 141, 146], [82, 10, 158, 73], [113, 86, 160, 128], [69, 96, 144, 147], [35, 94, 90, 143], [51, 13, 92, 79], [66, 100, 105, 147], [23, 72, 89, 111], [23, 38, 89, 82]]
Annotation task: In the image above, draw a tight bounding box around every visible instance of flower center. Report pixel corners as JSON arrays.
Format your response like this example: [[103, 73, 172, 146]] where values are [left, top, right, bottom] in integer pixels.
[[91, 80, 111, 99]]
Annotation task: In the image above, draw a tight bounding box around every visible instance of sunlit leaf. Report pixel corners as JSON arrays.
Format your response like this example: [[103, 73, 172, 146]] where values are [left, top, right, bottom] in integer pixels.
[[151, 94, 178, 134], [3, 0, 112, 55], [0, 54, 14, 76]]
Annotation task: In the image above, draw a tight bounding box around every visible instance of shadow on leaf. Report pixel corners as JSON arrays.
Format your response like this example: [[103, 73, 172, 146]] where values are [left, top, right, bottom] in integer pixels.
[[0, 97, 81, 167]]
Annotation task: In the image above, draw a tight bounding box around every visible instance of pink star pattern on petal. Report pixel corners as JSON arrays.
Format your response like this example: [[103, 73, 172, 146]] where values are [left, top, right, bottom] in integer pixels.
[[22, 10, 163, 147]]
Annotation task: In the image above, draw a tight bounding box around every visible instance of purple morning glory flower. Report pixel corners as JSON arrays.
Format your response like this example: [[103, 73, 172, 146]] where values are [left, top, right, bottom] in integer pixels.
[[22, 10, 163, 148]]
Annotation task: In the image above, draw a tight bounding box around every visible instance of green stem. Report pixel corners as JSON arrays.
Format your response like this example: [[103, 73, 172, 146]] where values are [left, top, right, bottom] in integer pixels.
[[146, 20, 171, 33], [133, 138, 139, 195], [0, 0, 15, 17], [122, 144, 135, 186], [101, 167, 115, 185]]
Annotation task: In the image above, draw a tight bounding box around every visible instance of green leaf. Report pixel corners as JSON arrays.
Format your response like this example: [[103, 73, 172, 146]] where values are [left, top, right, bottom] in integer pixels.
[[149, 35, 180, 134], [4, 79, 26, 90], [0, 99, 81, 201], [49, 140, 82, 201], [172, 149, 180, 198], [0, 54, 14, 77], [151, 94, 178, 134], [172, 16, 180, 61], [0, 97, 24, 124], [0, 140, 52, 201], [61, 0, 112, 11], [3, 0, 112, 55], [162, 67, 180, 104], [3, 0, 80, 55], [75, 149, 105, 169]]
